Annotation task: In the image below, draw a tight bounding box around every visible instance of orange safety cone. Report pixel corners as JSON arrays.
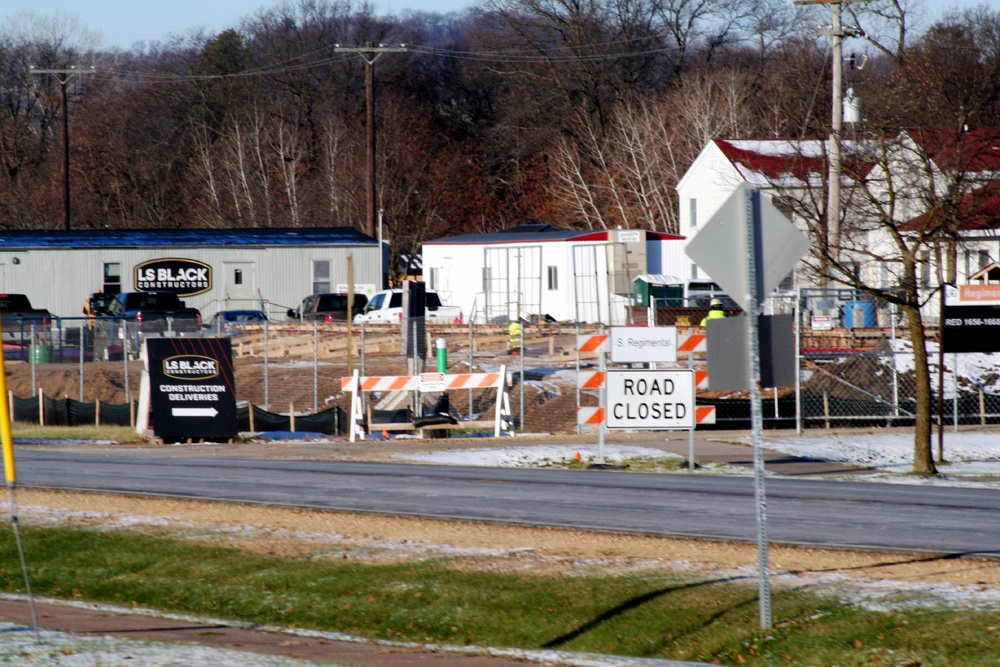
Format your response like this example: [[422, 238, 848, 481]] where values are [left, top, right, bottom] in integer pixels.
[[382, 429, 390, 439], [574, 451, 582, 461]]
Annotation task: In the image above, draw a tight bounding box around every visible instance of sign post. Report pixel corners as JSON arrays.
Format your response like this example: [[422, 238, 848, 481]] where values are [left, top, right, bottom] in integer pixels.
[[685, 183, 810, 629]]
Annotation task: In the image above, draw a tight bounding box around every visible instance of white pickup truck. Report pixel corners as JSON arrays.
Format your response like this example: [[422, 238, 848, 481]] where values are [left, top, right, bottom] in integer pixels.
[[354, 288, 462, 324]]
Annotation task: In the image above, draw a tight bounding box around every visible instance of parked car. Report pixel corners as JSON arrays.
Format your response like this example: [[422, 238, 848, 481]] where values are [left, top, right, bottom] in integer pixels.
[[204, 309, 268, 336], [354, 288, 462, 324], [106, 291, 202, 353], [287, 293, 368, 322], [0, 293, 52, 345]]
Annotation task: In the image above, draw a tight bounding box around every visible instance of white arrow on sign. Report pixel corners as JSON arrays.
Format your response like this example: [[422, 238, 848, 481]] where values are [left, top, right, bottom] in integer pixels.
[[172, 407, 219, 417]]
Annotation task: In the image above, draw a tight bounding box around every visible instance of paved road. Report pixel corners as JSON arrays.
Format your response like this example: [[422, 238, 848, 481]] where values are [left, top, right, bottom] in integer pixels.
[[15, 450, 1000, 556]]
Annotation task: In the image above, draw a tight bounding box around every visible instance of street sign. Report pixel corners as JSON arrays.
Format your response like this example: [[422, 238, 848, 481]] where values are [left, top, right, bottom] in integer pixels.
[[605, 369, 694, 430], [146, 337, 238, 442], [943, 305, 1000, 352], [610, 326, 677, 364], [685, 183, 810, 311], [946, 283, 1000, 306]]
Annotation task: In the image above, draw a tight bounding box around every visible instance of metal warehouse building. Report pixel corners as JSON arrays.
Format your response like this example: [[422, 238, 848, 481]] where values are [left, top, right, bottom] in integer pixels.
[[0, 227, 384, 320]]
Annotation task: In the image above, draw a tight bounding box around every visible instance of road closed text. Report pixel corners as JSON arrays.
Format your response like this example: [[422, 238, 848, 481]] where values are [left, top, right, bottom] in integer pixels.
[[605, 369, 695, 430], [613, 377, 686, 420]]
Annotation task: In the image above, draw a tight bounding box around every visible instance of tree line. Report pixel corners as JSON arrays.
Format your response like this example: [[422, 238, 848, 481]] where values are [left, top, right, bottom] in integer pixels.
[[2, 0, 999, 283]]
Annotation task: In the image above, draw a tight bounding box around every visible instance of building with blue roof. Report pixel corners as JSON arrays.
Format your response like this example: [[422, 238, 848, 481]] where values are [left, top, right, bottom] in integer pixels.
[[0, 227, 383, 320]]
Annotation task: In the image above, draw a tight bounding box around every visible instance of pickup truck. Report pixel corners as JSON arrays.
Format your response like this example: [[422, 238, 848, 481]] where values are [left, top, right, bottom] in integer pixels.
[[0, 293, 52, 344], [354, 288, 462, 324], [286, 292, 368, 323], [106, 291, 202, 352]]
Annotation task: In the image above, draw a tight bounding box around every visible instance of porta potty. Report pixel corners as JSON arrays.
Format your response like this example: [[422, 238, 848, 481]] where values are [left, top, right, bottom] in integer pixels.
[[844, 300, 877, 328]]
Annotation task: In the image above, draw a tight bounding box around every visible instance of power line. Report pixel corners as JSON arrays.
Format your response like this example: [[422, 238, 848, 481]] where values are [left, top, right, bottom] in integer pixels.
[[29, 66, 97, 231], [334, 44, 407, 243]]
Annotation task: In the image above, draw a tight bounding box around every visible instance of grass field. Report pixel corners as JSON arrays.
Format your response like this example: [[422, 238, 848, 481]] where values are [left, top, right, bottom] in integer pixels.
[[0, 524, 997, 666]]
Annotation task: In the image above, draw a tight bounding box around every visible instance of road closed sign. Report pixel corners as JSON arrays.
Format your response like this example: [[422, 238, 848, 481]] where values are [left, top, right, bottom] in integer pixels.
[[146, 337, 238, 442], [605, 369, 695, 430]]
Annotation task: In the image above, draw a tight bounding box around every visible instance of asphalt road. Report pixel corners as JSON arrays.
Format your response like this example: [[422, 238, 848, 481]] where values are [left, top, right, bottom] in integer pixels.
[[15, 451, 1000, 556]]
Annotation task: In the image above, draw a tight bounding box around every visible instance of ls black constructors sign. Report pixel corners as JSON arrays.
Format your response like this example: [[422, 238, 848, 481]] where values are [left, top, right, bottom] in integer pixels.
[[135, 258, 212, 296], [146, 337, 238, 441]]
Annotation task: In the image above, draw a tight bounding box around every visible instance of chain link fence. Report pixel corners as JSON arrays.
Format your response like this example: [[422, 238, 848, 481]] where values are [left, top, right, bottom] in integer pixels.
[[5, 308, 999, 434]]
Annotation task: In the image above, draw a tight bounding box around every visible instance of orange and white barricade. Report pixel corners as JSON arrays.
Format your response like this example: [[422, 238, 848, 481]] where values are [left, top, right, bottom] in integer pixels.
[[341, 365, 512, 441]]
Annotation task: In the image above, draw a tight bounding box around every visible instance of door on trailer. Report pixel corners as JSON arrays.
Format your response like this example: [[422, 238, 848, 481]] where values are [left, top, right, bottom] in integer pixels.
[[223, 262, 257, 310], [483, 246, 541, 324]]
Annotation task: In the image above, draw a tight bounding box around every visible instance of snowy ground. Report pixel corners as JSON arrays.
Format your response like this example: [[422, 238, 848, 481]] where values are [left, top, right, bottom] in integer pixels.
[[397, 431, 1000, 487]]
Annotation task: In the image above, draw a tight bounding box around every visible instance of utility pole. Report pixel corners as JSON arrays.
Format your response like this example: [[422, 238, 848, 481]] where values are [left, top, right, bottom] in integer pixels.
[[334, 45, 407, 240], [793, 0, 863, 266], [30, 66, 96, 231]]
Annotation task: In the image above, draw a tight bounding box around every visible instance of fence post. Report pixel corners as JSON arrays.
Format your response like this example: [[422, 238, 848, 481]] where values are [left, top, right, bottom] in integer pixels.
[[980, 388, 986, 426], [575, 323, 581, 435], [263, 320, 270, 410], [823, 392, 830, 430], [519, 319, 524, 431], [79, 321, 85, 401], [794, 286, 802, 434], [123, 331, 130, 409], [313, 321, 319, 413], [953, 352, 959, 432], [468, 320, 474, 421], [30, 324, 37, 396]]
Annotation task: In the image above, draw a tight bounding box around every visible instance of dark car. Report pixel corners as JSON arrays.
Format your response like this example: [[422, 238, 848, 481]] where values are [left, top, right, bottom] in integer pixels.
[[204, 309, 269, 335], [287, 293, 368, 322]]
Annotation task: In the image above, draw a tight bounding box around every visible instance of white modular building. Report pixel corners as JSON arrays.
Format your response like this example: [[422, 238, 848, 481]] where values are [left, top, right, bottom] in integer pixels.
[[0, 227, 384, 321], [422, 224, 687, 324]]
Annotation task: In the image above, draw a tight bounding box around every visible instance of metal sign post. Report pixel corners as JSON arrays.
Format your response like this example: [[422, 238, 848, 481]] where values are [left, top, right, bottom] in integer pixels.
[[687, 184, 810, 630], [745, 189, 772, 629]]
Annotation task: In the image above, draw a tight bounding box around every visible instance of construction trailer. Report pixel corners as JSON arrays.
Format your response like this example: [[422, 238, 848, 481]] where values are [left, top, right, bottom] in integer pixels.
[[421, 224, 687, 325], [0, 227, 384, 321]]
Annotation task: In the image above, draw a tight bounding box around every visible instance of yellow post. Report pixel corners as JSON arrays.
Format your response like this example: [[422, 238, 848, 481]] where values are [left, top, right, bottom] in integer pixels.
[[0, 320, 15, 484]]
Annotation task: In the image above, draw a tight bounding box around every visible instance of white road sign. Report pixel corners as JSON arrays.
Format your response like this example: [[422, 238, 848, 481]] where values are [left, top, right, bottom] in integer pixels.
[[610, 326, 677, 364], [605, 369, 695, 430]]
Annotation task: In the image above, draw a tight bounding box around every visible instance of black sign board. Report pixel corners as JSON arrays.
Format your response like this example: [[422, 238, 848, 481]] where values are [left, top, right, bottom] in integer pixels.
[[146, 337, 238, 441], [705, 314, 796, 390], [943, 305, 1000, 353], [135, 258, 212, 296]]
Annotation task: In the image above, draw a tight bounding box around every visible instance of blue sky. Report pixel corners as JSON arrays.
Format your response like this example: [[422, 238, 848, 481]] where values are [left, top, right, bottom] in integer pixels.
[[0, 0, 997, 50], [0, 0, 476, 50]]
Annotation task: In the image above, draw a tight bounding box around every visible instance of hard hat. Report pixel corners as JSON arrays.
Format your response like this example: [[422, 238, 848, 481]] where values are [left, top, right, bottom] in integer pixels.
[[710, 298, 723, 307]]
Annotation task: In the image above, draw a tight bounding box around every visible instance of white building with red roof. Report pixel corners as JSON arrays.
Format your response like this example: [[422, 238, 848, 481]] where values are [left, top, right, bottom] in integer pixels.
[[678, 131, 1000, 321]]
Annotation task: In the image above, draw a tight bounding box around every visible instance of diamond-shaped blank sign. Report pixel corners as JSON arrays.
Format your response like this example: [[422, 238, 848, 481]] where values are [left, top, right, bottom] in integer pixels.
[[685, 183, 810, 312]]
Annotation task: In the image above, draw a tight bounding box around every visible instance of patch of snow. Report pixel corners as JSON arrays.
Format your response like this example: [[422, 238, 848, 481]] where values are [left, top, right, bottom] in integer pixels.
[[398, 444, 676, 467]]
